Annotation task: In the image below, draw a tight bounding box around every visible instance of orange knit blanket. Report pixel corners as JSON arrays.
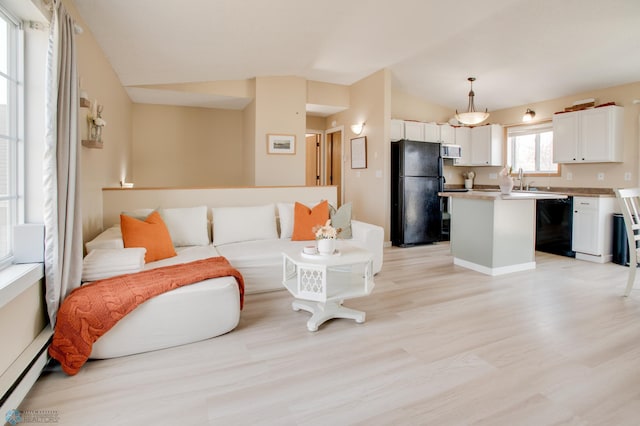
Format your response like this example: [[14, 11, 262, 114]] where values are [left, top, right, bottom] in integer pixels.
[[49, 256, 244, 375]]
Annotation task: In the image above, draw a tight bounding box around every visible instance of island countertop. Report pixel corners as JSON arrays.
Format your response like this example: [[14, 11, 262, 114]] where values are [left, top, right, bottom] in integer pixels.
[[439, 190, 568, 201]]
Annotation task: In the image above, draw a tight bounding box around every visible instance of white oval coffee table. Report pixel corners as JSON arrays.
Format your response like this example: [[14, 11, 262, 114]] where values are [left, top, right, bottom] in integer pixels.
[[281, 242, 375, 331]]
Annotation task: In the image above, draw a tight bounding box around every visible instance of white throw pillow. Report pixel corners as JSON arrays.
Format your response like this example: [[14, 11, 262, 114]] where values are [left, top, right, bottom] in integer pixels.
[[213, 204, 278, 246], [159, 206, 209, 246], [277, 202, 295, 239], [85, 226, 124, 252]]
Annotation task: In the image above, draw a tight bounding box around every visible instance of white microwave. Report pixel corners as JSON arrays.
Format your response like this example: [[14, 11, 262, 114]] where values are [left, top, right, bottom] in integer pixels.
[[441, 144, 462, 159]]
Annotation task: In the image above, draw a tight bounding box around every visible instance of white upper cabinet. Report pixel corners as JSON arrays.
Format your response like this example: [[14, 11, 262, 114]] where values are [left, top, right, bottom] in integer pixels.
[[454, 127, 471, 166], [552, 111, 579, 163], [404, 121, 426, 141], [553, 105, 623, 163], [390, 119, 405, 142], [424, 122, 440, 142], [580, 107, 623, 161], [470, 124, 503, 166], [439, 124, 455, 144]]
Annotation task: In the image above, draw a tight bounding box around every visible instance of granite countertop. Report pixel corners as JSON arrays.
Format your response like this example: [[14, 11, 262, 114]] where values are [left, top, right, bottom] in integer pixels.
[[443, 185, 615, 198], [439, 190, 568, 201]]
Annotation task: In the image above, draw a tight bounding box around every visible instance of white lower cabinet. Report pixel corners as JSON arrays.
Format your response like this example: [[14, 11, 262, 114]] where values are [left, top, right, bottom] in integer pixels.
[[572, 196, 617, 263]]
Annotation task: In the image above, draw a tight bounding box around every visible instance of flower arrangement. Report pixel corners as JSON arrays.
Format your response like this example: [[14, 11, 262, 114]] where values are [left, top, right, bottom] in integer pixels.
[[313, 219, 341, 240], [462, 171, 475, 180], [88, 103, 106, 127], [87, 103, 106, 142], [499, 166, 513, 177], [499, 165, 514, 194]]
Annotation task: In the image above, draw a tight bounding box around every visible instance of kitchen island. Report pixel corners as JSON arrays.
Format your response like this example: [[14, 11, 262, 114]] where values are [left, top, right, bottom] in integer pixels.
[[439, 190, 567, 275]]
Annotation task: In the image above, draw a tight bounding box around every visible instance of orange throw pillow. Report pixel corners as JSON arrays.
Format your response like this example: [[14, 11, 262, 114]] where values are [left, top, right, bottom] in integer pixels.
[[291, 200, 329, 241], [120, 211, 177, 263]]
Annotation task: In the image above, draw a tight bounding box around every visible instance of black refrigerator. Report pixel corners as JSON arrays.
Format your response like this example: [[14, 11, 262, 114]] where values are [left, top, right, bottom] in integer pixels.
[[391, 140, 444, 247]]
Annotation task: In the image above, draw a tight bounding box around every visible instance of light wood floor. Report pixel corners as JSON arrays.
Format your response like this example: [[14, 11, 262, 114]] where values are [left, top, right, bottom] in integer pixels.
[[20, 244, 640, 425]]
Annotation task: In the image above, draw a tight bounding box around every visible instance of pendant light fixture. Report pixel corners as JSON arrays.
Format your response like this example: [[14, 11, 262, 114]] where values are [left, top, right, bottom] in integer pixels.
[[455, 77, 490, 126]]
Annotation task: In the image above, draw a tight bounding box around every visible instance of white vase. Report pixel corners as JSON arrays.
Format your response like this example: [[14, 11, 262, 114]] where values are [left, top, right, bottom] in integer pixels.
[[464, 179, 473, 190], [317, 238, 336, 255], [499, 176, 513, 194], [89, 123, 102, 142]]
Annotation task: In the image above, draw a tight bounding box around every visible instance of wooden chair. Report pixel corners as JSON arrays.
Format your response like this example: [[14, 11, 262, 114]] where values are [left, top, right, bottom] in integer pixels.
[[615, 188, 640, 296]]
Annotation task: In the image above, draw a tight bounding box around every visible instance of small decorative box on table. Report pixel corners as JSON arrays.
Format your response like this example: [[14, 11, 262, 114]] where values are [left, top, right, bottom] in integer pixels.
[[281, 242, 375, 331]]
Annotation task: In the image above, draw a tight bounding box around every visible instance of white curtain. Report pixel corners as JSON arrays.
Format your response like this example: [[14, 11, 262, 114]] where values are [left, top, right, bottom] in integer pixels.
[[43, 0, 83, 326]]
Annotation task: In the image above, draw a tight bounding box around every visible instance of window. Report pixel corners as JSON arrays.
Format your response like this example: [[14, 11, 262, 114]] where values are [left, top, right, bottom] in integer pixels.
[[0, 7, 22, 265], [506, 122, 558, 175]]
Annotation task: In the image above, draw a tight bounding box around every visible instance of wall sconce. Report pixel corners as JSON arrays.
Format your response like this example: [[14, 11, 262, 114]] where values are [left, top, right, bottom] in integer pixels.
[[522, 108, 536, 122], [79, 90, 90, 108], [351, 122, 365, 135]]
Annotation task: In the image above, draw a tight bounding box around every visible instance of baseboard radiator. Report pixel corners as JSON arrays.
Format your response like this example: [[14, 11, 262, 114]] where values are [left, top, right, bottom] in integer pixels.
[[0, 264, 52, 415]]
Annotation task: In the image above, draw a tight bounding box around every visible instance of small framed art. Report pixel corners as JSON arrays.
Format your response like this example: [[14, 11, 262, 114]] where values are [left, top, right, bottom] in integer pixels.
[[350, 136, 367, 169], [267, 134, 296, 155]]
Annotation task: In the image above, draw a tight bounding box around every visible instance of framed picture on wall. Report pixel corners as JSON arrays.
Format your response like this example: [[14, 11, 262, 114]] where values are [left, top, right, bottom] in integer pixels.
[[267, 134, 296, 155], [350, 136, 367, 169]]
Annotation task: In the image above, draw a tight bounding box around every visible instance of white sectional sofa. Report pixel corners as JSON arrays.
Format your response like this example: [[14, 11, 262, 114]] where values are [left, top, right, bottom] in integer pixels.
[[82, 189, 384, 359], [85, 214, 383, 294]]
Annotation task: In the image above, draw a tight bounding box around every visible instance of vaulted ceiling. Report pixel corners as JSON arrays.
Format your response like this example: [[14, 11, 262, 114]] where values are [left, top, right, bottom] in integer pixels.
[[73, 0, 640, 115]]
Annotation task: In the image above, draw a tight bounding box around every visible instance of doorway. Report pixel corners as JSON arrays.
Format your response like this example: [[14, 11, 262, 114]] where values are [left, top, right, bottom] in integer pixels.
[[325, 129, 343, 206], [305, 133, 321, 186]]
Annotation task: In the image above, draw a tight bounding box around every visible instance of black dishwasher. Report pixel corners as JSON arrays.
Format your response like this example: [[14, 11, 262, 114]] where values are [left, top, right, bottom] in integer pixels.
[[536, 197, 576, 257]]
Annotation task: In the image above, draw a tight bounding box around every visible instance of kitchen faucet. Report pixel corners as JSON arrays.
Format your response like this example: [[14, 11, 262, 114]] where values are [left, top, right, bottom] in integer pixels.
[[517, 168, 524, 191]]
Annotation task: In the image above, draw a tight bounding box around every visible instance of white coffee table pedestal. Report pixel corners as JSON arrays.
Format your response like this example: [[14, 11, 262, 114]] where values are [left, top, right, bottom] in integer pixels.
[[282, 243, 374, 332], [291, 299, 365, 332]]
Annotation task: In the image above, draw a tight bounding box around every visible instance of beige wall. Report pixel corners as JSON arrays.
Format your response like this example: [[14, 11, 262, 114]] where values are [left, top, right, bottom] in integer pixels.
[[390, 88, 463, 185], [71, 20, 640, 241], [253, 76, 307, 186], [391, 89, 454, 123], [242, 97, 257, 185], [307, 80, 350, 109], [66, 0, 133, 242], [0, 280, 46, 377], [474, 81, 640, 189], [327, 69, 391, 237], [131, 104, 244, 187], [131, 79, 254, 99], [306, 115, 326, 131]]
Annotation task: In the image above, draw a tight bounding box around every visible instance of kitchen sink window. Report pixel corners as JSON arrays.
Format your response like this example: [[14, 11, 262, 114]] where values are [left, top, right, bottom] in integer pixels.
[[507, 122, 559, 175]]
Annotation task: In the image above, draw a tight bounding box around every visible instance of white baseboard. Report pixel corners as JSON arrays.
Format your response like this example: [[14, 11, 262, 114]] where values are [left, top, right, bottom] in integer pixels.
[[0, 327, 52, 414], [454, 258, 536, 276], [575, 252, 611, 264]]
